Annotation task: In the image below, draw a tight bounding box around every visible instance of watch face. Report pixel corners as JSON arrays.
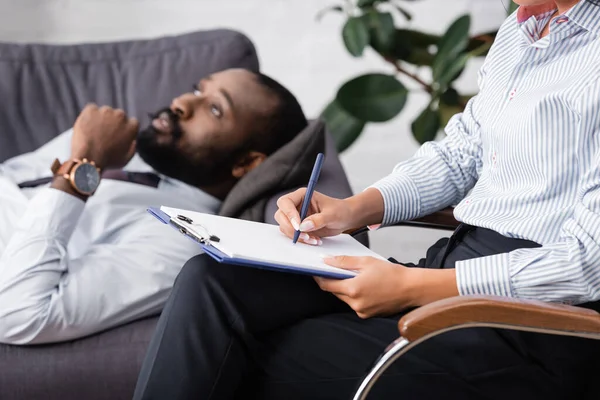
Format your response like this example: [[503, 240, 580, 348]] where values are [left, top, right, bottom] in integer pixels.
[[73, 163, 101, 194]]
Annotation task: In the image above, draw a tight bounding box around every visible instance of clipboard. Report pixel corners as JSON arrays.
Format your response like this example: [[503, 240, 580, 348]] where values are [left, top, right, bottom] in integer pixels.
[[147, 207, 373, 279]]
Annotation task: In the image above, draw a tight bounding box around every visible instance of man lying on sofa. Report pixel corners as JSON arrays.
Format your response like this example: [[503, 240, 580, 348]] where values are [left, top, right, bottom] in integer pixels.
[[0, 68, 309, 345]]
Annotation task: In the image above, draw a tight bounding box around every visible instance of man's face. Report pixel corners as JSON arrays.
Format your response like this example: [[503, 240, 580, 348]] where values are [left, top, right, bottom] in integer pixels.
[[137, 69, 277, 187]]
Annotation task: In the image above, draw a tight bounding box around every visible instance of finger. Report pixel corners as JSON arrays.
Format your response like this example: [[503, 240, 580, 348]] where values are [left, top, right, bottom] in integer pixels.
[[300, 235, 322, 246], [298, 199, 332, 233], [127, 117, 140, 137], [314, 278, 352, 304], [323, 255, 369, 271], [314, 276, 352, 296], [274, 209, 295, 237], [299, 212, 330, 233], [99, 105, 111, 113], [79, 103, 97, 117], [125, 140, 137, 161], [113, 108, 126, 119], [327, 291, 354, 306], [315, 278, 368, 317], [276, 188, 306, 231], [275, 211, 321, 245]]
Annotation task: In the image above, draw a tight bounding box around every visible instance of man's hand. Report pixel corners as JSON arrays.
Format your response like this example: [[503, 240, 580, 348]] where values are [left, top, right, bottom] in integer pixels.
[[71, 104, 139, 169], [315, 256, 459, 318]]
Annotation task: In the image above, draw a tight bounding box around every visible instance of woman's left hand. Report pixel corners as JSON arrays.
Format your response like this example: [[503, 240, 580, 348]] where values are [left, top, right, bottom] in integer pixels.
[[315, 256, 419, 319]]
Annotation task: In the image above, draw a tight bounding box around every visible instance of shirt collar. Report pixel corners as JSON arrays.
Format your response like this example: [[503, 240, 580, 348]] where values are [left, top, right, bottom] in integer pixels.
[[566, 0, 600, 36], [517, 2, 556, 23], [517, 1, 600, 36]]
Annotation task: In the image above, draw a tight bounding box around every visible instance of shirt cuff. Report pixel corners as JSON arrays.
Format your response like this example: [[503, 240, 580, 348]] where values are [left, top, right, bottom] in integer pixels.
[[19, 187, 86, 244], [369, 174, 421, 226], [455, 253, 514, 298]]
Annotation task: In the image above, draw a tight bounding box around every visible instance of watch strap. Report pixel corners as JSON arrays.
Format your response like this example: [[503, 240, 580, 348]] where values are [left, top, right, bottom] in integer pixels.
[[50, 158, 101, 196], [51, 158, 80, 179]]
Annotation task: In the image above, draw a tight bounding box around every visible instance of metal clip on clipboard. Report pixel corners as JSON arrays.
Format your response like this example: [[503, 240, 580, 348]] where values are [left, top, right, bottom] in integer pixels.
[[170, 214, 221, 245]]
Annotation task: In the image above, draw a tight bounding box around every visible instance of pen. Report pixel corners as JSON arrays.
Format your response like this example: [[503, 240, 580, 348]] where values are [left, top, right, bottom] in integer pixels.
[[293, 152, 325, 244]]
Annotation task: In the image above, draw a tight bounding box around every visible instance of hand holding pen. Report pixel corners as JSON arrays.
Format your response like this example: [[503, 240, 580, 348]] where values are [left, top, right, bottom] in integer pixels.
[[274, 154, 359, 245]]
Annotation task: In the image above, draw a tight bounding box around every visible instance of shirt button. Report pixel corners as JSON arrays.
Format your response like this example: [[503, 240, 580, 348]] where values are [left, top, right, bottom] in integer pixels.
[[555, 16, 569, 24]]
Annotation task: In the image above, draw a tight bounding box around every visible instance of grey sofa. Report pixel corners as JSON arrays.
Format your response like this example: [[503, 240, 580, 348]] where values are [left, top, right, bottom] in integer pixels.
[[0, 29, 363, 400]]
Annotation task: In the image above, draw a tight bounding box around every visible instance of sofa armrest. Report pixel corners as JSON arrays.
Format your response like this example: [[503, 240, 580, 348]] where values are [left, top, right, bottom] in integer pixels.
[[399, 295, 600, 342]]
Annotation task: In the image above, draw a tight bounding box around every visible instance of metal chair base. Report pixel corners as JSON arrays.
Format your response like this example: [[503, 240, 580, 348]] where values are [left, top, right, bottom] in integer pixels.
[[352, 337, 413, 400]]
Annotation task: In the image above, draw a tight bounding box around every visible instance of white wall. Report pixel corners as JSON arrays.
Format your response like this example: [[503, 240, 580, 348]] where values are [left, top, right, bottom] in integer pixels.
[[0, 0, 509, 261]]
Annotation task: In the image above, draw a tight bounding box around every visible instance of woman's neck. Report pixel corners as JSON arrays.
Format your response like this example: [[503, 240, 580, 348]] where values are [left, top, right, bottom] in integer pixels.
[[554, 0, 580, 14]]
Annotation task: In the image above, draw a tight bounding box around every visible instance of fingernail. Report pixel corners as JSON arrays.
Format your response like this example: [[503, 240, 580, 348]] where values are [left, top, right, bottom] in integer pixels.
[[307, 238, 318, 245], [299, 220, 315, 231], [291, 218, 300, 231], [317, 239, 323, 246], [301, 233, 310, 241]]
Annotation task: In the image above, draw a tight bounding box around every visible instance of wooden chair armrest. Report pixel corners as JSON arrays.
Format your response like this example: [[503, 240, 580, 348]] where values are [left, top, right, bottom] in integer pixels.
[[393, 207, 459, 231], [399, 295, 600, 342]]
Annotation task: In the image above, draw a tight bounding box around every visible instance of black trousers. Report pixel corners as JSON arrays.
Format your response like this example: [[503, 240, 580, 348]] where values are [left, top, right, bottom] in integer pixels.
[[133, 225, 600, 400]]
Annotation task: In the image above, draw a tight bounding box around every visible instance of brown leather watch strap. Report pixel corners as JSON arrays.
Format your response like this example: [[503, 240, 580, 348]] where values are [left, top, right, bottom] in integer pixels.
[[51, 158, 80, 179]]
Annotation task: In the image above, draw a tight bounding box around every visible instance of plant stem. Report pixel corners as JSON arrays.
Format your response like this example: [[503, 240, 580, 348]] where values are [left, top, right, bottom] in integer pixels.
[[471, 33, 495, 43], [388, 59, 434, 93]]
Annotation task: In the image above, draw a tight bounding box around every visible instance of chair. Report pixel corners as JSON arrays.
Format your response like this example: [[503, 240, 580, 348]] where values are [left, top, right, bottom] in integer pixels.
[[352, 208, 600, 400]]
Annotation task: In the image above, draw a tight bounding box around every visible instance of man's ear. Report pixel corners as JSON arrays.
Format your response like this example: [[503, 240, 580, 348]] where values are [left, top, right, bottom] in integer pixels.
[[231, 151, 268, 179]]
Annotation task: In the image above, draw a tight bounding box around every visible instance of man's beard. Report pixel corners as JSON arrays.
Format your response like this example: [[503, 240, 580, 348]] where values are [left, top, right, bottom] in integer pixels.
[[137, 108, 245, 188]]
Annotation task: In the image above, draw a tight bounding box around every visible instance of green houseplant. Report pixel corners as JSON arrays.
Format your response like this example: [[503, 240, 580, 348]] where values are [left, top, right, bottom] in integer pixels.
[[320, 0, 519, 152]]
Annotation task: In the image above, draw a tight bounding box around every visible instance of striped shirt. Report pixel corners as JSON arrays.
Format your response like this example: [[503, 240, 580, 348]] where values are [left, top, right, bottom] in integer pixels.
[[372, 0, 600, 305]]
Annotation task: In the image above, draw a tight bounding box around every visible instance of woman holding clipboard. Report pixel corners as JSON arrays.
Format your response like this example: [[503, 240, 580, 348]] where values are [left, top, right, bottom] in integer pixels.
[[134, 1, 600, 399]]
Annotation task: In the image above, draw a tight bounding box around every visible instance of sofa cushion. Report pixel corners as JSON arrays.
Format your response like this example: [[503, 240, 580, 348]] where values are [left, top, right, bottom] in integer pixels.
[[0, 317, 158, 400], [0, 29, 259, 162]]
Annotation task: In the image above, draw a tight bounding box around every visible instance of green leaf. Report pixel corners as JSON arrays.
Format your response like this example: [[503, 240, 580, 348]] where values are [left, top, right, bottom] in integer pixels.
[[316, 5, 344, 21], [397, 29, 440, 48], [392, 29, 439, 66], [440, 87, 460, 106], [466, 30, 496, 54], [436, 52, 470, 86], [321, 99, 367, 153], [394, 5, 412, 21], [411, 105, 441, 144], [337, 73, 408, 122], [508, 1, 519, 15], [469, 40, 493, 58], [439, 102, 462, 129], [364, 11, 396, 55], [432, 15, 471, 80], [460, 93, 476, 105], [436, 15, 471, 60], [342, 16, 370, 57], [439, 88, 463, 128], [405, 48, 435, 66], [357, 0, 378, 7]]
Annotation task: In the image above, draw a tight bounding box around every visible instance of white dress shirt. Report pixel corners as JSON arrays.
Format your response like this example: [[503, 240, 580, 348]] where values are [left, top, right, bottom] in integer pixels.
[[372, 2, 600, 305], [0, 129, 221, 344]]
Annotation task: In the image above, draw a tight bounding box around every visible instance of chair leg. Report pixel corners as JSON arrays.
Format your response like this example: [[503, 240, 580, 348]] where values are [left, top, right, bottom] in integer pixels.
[[352, 337, 413, 400]]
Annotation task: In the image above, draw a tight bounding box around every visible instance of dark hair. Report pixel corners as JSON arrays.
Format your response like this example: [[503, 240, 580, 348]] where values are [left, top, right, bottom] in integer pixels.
[[249, 72, 308, 156]]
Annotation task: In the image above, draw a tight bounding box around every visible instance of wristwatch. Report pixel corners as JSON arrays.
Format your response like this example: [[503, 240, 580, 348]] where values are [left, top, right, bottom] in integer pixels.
[[51, 158, 102, 196]]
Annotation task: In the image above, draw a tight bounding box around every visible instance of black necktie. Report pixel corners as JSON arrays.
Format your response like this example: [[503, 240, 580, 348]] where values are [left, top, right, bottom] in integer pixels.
[[17, 170, 161, 189]]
